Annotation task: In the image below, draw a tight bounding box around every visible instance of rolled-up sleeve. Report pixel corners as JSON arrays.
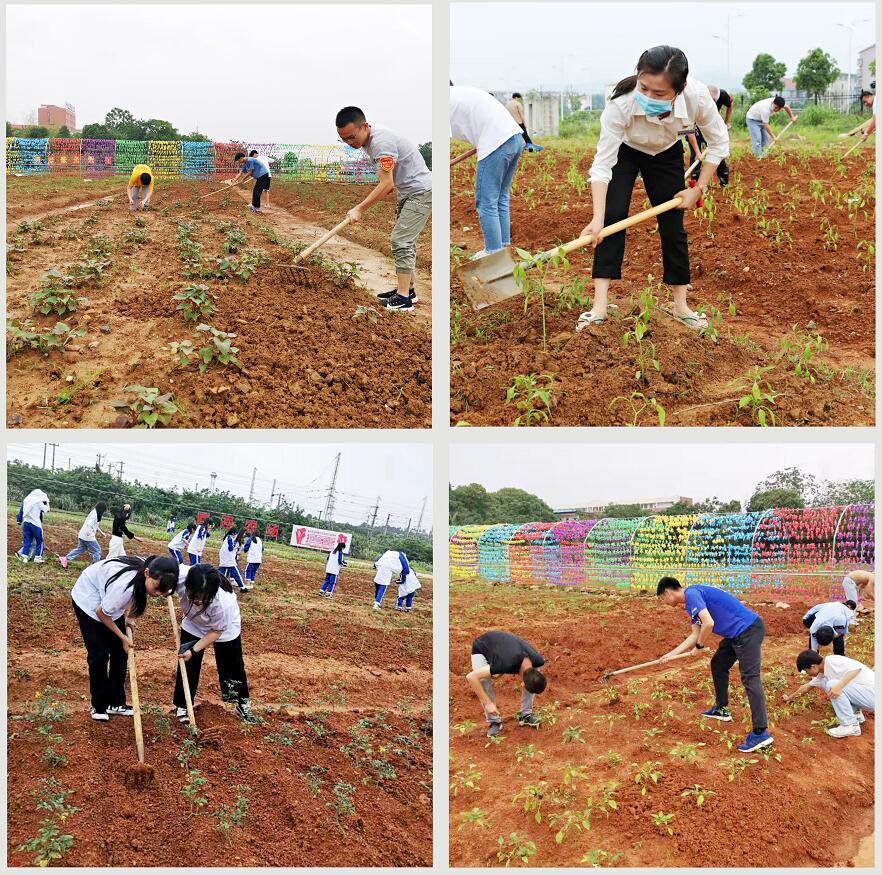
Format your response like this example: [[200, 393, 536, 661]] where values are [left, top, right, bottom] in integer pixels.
[[588, 101, 627, 184], [696, 91, 729, 165]]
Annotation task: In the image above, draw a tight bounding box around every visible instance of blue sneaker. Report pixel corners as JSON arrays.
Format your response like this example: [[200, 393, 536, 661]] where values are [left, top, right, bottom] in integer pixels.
[[737, 730, 773, 753], [701, 705, 732, 721]]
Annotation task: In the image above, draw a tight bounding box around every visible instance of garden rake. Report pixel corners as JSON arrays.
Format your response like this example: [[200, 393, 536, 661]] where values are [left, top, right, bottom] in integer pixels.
[[459, 188, 702, 310], [122, 628, 154, 790], [275, 216, 352, 289], [166, 594, 222, 745], [601, 650, 699, 682]]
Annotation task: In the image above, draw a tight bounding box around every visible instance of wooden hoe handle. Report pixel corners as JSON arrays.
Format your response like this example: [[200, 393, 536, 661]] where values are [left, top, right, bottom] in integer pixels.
[[166, 595, 197, 729], [451, 147, 478, 167], [127, 628, 146, 763], [294, 217, 352, 263]]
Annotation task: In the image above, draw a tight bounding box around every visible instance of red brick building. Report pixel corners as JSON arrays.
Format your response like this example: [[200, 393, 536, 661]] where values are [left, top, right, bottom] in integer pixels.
[[37, 103, 76, 130]]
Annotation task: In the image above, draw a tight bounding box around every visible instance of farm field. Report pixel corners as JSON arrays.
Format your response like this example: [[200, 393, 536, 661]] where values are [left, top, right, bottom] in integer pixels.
[[6, 176, 431, 429], [7, 513, 433, 867], [449, 580, 874, 868], [450, 142, 875, 426]]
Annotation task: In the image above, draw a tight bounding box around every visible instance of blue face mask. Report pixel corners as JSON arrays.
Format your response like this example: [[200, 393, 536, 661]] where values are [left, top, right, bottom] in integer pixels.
[[634, 89, 673, 117]]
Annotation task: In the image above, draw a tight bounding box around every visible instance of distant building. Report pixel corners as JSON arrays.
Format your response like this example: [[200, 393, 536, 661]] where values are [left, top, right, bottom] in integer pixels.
[[37, 103, 76, 131], [858, 43, 875, 90], [554, 496, 693, 520]]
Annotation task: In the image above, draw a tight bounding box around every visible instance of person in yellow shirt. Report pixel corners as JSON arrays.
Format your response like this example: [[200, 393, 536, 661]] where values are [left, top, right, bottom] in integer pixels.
[[127, 164, 154, 211]]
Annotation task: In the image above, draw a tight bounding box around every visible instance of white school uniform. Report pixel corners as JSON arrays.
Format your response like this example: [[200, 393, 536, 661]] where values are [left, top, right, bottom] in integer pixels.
[[78, 509, 102, 541], [189, 525, 210, 558], [168, 528, 192, 552], [106, 537, 127, 559], [22, 489, 50, 528], [71, 559, 137, 621], [374, 549, 404, 587], [326, 549, 345, 575], [245, 537, 263, 564], [809, 655, 875, 704], [218, 534, 240, 567], [398, 568, 422, 600], [175, 572, 241, 643], [589, 77, 729, 184]]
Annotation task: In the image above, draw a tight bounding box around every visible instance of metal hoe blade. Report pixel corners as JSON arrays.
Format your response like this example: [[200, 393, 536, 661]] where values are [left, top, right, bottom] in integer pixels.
[[457, 246, 524, 310]]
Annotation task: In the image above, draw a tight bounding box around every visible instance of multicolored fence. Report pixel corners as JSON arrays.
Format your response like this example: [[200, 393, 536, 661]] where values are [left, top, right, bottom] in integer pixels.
[[450, 504, 875, 597], [5, 138, 379, 183]]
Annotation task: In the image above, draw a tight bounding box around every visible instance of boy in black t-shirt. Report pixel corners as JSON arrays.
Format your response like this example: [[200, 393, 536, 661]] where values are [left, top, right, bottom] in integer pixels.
[[689, 85, 732, 186], [467, 630, 547, 736]]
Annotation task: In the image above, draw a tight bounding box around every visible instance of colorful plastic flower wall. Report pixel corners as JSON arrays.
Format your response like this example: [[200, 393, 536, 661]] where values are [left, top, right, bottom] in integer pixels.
[[5, 138, 380, 183], [449, 504, 874, 594]]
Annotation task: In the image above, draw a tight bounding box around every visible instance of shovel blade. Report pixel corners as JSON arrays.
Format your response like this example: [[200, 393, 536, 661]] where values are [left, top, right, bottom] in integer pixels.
[[457, 247, 522, 310]]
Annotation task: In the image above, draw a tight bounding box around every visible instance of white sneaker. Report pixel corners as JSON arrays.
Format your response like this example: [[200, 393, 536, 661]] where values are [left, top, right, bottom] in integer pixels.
[[372, 603, 381, 611], [108, 704, 134, 717], [33, 556, 45, 564], [828, 722, 861, 738], [469, 249, 488, 261], [90, 708, 109, 722], [176, 707, 189, 724], [855, 711, 866, 724], [15, 552, 28, 563]]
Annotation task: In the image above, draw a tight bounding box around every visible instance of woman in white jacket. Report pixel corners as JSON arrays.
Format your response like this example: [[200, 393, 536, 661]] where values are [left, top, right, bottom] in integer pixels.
[[319, 542, 347, 599], [60, 502, 107, 569], [15, 488, 50, 563]]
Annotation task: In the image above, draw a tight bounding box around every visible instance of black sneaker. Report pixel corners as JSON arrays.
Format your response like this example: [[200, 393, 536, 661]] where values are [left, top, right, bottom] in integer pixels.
[[517, 712, 541, 729], [108, 704, 134, 717], [378, 287, 417, 303], [486, 720, 503, 738], [236, 699, 263, 725], [385, 293, 415, 312]]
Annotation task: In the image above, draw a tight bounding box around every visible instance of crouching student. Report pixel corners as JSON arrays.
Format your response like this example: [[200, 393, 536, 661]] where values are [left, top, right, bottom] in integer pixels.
[[842, 569, 875, 615], [71, 555, 179, 721], [168, 522, 196, 563], [107, 504, 144, 559], [218, 526, 246, 591], [803, 600, 856, 655], [467, 630, 547, 737], [15, 488, 50, 563], [395, 564, 421, 612], [784, 651, 875, 739], [372, 549, 410, 611], [320, 542, 347, 598], [127, 164, 154, 211], [188, 519, 212, 566], [173, 563, 258, 723], [242, 531, 262, 592]]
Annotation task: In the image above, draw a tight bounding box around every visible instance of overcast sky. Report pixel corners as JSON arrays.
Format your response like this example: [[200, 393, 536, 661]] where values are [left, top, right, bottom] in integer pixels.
[[7, 442, 433, 530], [452, 2, 875, 93], [450, 443, 874, 510], [6, 5, 432, 142]]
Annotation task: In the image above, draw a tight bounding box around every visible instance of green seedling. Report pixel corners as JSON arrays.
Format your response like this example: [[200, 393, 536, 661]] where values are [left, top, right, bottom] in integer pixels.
[[110, 385, 180, 428], [172, 325, 242, 374], [650, 811, 675, 836], [213, 787, 249, 845], [681, 784, 715, 807], [562, 725, 585, 744], [778, 327, 829, 383], [669, 742, 705, 763], [7, 320, 86, 359], [581, 849, 623, 867], [729, 366, 778, 427], [452, 719, 476, 736], [610, 391, 666, 427], [505, 373, 556, 427], [174, 283, 217, 323], [720, 756, 758, 782], [514, 744, 538, 763], [496, 832, 537, 867], [513, 780, 549, 823], [459, 807, 489, 829], [632, 761, 661, 795], [181, 769, 208, 813], [450, 764, 482, 796], [16, 819, 74, 867]]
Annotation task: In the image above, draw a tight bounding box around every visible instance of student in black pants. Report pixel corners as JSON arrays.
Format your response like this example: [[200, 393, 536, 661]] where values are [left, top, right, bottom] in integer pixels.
[[689, 85, 732, 187], [70, 555, 179, 721], [173, 563, 258, 723], [575, 45, 729, 333]]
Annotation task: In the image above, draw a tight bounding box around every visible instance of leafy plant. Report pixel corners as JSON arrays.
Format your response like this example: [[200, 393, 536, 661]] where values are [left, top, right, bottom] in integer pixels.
[[496, 832, 537, 867], [581, 849, 623, 867], [720, 756, 758, 782], [562, 725, 585, 744], [650, 811, 675, 836], [681, 784, 715, 807], [352, 304, 379, 324], [172, 324, 242, 374], [632, 761, 661, 795], [321, 259, 361, 289], [213, 787, 249, 845], [515, 743, 537, 763], [452, 719, 477, 736], [459, 807, 489, 829], [505, 373, 556, 426], [513, 780, 549, 823], [513, 247, 570, 352], [610, 391, 666, 427], [16, 819, 74, 866], [450, 764, 482, 796], [7, 320, 86, 359], [110, 385, 180, 428], [181, 769, 208, 813], [623, 275, 661, 383], [31, 281, 89, 317], [778, 327, 829, 384], [729, 366, 778, 426], [534, 701, 559, 727], [327, 780, 356, 822], [174, 283, 217, 323]]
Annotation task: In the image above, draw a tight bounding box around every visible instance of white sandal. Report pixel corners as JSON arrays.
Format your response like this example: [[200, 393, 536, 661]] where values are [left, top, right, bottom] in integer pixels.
[[576, 311, 605, 331]]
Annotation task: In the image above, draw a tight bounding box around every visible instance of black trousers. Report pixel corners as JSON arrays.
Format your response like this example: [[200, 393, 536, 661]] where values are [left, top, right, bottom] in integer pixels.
[[252, 174, 271, 208], [72, 599, 127, 712], [519, 123, 533, 146], [806, 631, 846, 656], [173, 628, 250, 707], [710, 616, 768, 734], [689, 128, 729, 185], [592, 141, 690, 285]]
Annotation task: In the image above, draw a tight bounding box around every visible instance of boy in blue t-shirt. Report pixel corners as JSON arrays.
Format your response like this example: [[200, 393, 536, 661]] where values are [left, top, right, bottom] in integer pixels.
[[229, 152, 271, 213], [656, 576, 772, 753]]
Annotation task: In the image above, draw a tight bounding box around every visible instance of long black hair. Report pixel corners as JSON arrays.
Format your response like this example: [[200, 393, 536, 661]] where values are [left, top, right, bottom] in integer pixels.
[[105, 555, 179, 617], [95, 501, 108, 522], [184, 563, 232, 615], [611, 45, 689, 101], [226, 526, 243, 546]]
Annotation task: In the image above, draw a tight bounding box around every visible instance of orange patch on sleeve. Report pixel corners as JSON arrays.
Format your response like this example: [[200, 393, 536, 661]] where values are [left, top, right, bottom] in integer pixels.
[[379, 156, 395, 171]]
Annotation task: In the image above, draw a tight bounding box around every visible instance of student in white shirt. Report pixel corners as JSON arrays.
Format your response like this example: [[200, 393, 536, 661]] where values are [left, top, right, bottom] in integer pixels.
[[172, 563, 258, 723], [248, 150, 271, 204], [395, 566, 421, 612], [745, 95, 797, 157], [373, 550, 410, 611], [60, 502, 108, 568], [15, 488, 50, 563], [319, 542, 348, 598], [802, 600, 856, 654], [168, 523, 196, 563], [166, 516, 177, 534], [70, 555, 179, 721], [243, 531, 262, 591], [450, 84, 525, 258], [785, 650, 875, 738], [218, 526, 246, 591], [188, 520, 213, 566], [576, 46, 728, 333]]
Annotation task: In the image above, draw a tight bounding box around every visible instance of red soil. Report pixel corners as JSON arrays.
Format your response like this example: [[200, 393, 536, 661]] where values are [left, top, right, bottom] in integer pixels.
[[449, 581, 874, 867], [7, 518, 432, 867]]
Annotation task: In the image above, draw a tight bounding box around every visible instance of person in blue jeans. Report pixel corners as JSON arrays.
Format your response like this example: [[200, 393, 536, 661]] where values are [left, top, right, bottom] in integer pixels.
[[15, 488, 50, 563], [450, 84, 525, 257], [60, 502, 107, 569], [229, 152, 271, 213], [745, 95, 797, 157], [656, 576, 772, 753]]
